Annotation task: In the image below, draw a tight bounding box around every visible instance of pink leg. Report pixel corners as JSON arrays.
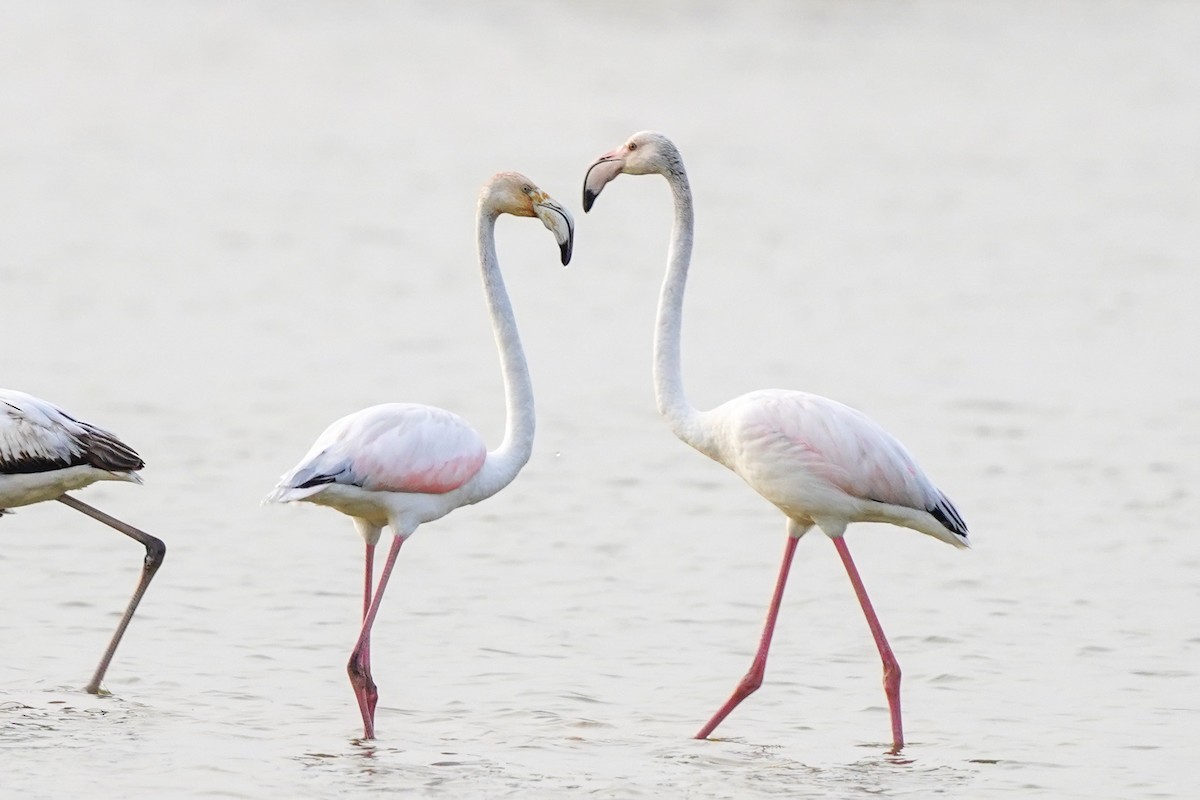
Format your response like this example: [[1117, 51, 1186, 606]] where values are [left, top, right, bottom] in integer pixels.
[[360, 542, 378, 723], [348, 535, 404, 739], [832, 537, 904, 753], [695, 534, 800, 739]]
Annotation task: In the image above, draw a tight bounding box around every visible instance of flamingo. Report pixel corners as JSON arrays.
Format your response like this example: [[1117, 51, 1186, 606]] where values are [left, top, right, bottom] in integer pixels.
[[266, 172, 574, 740], [0, 388, 165, 694], [582, 131, 969, 752]]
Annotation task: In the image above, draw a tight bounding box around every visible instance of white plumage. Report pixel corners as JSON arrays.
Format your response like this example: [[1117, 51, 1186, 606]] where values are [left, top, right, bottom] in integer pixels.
[[701, 389, 967, 546], [266, 172, 575, 740], [269, 403, 486, 499], [583, 131, 968, 752], [266, 403, 490, 540], [0, 388, 143, 512]]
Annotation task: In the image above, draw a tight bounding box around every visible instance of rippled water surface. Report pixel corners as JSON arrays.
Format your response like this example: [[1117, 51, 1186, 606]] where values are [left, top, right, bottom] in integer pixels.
[[2, 2, 1198, 798]]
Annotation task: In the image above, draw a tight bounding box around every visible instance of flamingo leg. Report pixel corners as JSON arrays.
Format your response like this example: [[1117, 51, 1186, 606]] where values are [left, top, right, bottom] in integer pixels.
[[360, 541, 378, 723], [347, 534, 404, 739], [832, 536, 903, 753], [695, 534, 800, 739], [362, 542, 376, 618], [56, 494, 166, 695]]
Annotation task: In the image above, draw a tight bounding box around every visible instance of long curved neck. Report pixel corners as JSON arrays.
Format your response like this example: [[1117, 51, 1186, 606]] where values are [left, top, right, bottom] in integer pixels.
[[654, 167, 711, 454], [473, 207, 535, 498]]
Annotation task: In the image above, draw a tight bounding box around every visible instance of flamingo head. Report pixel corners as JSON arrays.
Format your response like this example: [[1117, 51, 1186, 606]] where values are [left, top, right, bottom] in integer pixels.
[[582, 131, 683, 212], [484, 172, 575, 265]]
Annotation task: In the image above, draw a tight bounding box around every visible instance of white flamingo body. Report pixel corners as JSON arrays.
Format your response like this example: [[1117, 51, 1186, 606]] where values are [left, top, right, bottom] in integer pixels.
[[583, 131, 967, 752], [1, 389, 143, 510], [0, 387, 163, 694], [267, 172, 574, 739], [267, 403, 489, 536], [698, 389, 967, 545]]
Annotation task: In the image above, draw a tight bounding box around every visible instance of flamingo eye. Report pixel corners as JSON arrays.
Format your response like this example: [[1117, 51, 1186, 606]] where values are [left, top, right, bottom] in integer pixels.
[[522, 185, 532, 195], [627, 141, 638, 152]]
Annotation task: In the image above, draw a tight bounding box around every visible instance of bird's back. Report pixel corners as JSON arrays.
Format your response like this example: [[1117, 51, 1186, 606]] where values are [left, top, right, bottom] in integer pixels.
[[0, 389, 144, 510], [268, 402, 488, 503], [702, 389, 968, 544], [0, 389, 143, 474]]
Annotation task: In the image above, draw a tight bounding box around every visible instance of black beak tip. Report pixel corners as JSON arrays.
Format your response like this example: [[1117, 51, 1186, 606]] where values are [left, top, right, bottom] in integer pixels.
[[582, 189, 597, 213], [559, 240, 573, 266]]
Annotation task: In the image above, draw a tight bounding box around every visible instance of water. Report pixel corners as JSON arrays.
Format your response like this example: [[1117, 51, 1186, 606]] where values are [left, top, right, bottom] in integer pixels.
[[2, 1, 1198, 797]]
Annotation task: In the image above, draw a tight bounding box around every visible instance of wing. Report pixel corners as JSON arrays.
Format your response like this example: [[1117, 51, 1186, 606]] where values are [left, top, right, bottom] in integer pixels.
[[276, 403, 487, 495], [0, 389, 143, 475], [726, 390, 964, 531]]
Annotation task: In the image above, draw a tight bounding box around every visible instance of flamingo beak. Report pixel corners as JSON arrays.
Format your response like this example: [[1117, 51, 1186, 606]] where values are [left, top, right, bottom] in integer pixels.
[[582, 150, 625, 213], [534, 197, 575, 266]]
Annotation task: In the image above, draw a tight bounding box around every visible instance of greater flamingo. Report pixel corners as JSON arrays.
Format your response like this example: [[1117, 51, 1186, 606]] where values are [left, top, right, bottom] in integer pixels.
[[582, 131, 968, 752], [0, 388, 165, 694], [266, 172, 574, 739]]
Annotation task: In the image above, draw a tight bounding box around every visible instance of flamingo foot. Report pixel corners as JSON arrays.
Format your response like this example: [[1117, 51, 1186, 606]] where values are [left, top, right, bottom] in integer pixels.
[[347, 648, 378, 739], [883, 657, 903, 753], [694, 661, 765, 739]]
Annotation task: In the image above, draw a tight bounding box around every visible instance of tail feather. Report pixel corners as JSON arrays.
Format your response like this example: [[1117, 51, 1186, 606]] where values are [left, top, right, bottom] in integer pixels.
[[263, 483, 326, 505], [78, 423, 144, 474], [927, 491, 970, 546]]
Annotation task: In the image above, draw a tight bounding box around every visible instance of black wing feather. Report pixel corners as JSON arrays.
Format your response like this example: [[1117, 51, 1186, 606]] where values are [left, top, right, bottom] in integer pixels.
[[927, 492, 969, 541]]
